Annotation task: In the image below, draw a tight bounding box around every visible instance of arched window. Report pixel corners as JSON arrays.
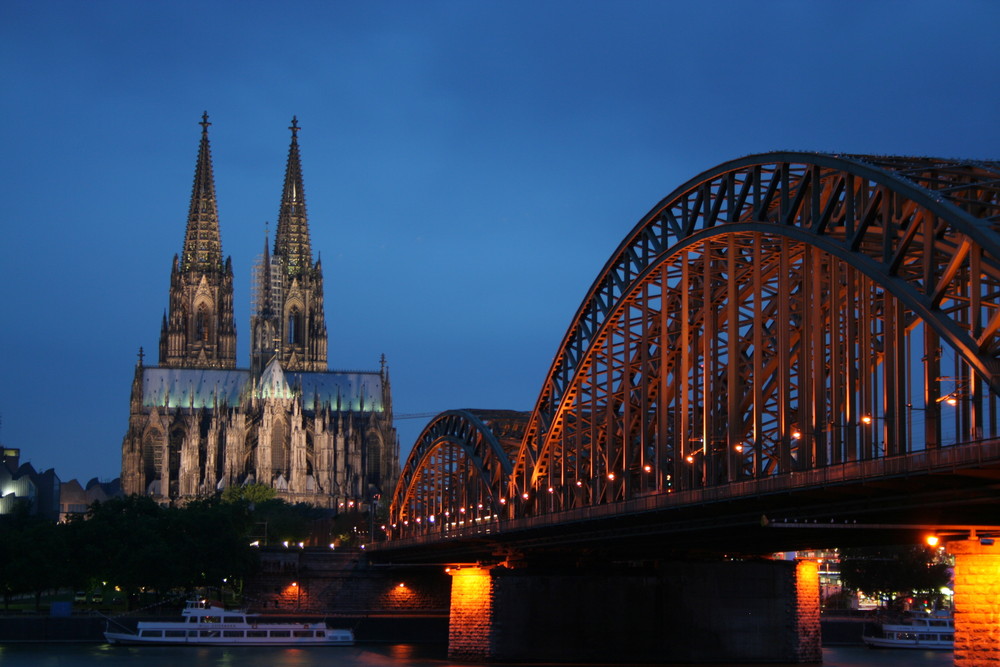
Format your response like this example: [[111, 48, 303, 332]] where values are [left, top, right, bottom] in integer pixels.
[[195, 304, 210, 342], [168, 428, 184, 497], [271, 420, 288, 475], [287, 307, 303, 346], [143, 431, 163, 485]]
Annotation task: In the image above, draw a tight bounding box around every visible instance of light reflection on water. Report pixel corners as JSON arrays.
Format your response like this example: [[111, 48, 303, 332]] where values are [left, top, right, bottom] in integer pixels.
[[0, 643, 954, 667]]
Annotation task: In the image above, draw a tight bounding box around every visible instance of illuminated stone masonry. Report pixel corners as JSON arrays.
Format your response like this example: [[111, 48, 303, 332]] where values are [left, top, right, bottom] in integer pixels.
[[949, 539, 1000, 667], [121, 115, 399, 509]]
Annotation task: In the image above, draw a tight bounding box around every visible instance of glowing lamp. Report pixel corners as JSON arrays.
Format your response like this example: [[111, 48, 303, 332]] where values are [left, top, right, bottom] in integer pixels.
[[926, 535, 940, 547], [861, 415, 873, 425]]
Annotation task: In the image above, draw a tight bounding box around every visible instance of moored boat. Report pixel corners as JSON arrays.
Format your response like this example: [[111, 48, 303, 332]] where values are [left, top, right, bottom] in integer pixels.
[[104, 598, 354, 646], [862, 610, 953, 650]]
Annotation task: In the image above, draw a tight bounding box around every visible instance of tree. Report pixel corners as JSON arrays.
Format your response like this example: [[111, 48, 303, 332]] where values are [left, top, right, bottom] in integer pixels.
[[221, 483, 277, 505], [70, 495, 180, 609], [0, 507, 71, 610]]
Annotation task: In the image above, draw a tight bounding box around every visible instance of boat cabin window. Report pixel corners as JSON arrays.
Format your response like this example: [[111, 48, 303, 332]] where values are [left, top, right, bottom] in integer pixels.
[[269, 630, 291, 637], [294, 630, 314, 637], [139, 630, 163, 637], [223, 630, 244, 638], [223, 616, 243, 623], [247, 630, 267, 638], [165, 630, 187, 637], [203, 616, 221, 624]]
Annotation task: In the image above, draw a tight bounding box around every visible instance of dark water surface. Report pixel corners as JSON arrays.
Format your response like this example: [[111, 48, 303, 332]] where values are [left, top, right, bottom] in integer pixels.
[[0, 643, 954, 666]]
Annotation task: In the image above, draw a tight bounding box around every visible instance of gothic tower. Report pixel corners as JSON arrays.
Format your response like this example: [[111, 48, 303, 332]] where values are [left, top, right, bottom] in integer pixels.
[[124, 115, 399, 510], [251, 117, 328, 373], [159, 113, 237, 368]]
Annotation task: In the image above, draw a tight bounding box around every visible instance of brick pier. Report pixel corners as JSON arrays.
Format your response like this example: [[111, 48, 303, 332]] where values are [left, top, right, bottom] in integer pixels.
[[949, 539, 1000, 667]]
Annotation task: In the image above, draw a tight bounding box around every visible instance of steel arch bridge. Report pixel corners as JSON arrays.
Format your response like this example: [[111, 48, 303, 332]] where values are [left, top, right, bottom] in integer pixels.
[[388, 151, 1000, 538]]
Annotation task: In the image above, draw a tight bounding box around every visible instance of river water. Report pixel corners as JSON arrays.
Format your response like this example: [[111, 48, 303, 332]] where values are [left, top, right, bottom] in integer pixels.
[[0, 643, 954, 667]]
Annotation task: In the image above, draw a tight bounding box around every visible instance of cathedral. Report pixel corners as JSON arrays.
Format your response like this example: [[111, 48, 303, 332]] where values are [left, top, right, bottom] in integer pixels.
[[120, 114, 399, 509]]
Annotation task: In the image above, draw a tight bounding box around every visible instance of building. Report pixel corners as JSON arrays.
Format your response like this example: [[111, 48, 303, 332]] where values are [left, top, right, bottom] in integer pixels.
[[120, 115, 399, 509], [59, 477, 121, 523], [0, 448, 61, 521]]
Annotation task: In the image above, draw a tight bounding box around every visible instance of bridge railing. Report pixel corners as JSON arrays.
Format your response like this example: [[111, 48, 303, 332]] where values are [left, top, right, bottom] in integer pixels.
[[380, 438, 1000, 549]]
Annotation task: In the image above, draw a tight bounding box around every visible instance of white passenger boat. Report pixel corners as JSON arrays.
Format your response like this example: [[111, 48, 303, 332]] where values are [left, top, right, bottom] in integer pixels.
[[862, 610, 954, 650], [104, 599, 354, 646]]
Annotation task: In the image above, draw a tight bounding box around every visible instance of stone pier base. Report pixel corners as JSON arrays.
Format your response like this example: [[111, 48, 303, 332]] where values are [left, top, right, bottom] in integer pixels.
[[949, 539, 1000, 667], [448, 559, 821, 663]]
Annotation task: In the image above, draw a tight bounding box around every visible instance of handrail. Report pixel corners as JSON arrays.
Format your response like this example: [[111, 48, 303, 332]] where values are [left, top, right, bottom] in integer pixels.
[[379, 438, 1000, 549]]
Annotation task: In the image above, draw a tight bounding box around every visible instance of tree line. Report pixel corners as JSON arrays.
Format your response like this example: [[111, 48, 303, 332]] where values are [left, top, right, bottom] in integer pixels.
[[0, 486, 372, 611]]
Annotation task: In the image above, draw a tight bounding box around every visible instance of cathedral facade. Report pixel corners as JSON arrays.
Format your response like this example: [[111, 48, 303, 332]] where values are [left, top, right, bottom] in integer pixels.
[[121, 115, 399, 509]]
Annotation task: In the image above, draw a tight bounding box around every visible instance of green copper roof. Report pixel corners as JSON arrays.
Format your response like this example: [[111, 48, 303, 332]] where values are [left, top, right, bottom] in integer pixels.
[[141, 367, 384, 412]]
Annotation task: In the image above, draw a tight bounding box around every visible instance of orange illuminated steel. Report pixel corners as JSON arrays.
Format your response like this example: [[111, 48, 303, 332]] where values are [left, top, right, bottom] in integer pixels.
[[388, 152, 1000, 539]]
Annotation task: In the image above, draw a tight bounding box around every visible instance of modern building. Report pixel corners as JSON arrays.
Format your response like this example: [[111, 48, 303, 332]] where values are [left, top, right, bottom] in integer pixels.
[[0, 448, 61, 521], [120, 115, 399, 509], [59, 477, 121, 522]]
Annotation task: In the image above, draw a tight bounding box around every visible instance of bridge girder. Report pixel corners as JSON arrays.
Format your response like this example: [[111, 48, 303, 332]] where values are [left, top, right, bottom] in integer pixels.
[[388, 152, 1000, 537], [389, 409, 527, 532]]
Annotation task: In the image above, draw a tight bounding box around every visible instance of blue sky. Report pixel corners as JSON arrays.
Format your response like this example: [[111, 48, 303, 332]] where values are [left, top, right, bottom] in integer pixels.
[[1, 1, 998, 484]]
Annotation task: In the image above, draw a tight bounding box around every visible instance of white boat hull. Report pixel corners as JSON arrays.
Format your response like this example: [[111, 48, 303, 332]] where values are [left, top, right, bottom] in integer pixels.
[[104, 630, 353, 646], [862, 634, 952, 650], [104, 599, 353, 647]]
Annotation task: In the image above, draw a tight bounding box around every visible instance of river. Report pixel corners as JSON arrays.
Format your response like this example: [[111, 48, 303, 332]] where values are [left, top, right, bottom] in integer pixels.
[[0, 643, 954, 666]]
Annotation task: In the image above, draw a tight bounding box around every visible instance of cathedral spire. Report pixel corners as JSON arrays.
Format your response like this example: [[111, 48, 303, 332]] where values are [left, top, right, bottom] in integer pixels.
[[159, 113, 237, 369], [181, 112, 224, 272], [274, 116, 312, 276]]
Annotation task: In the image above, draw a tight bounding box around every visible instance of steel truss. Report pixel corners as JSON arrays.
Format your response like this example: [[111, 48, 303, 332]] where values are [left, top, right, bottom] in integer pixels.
[[390, 409, 526, 534], [389, 152, 1000, 535]]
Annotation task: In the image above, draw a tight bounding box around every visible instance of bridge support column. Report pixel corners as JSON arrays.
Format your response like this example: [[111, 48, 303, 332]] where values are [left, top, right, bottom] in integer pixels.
[[447, 566, 497, 660], [948, 539, 1000, 666], [446, 559, 820, 663]]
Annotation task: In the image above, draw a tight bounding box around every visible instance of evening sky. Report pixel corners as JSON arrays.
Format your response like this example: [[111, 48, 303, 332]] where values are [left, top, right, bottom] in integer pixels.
[[1, 1, 998, 484]]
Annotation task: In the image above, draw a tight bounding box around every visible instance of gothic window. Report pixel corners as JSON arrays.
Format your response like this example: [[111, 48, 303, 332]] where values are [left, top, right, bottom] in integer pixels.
[[168, 427, 184, 497], [287, 307, 303, 346], [143, 431, 163, 485], [195, 304, 210, 343], [271, 420, 288, 475]]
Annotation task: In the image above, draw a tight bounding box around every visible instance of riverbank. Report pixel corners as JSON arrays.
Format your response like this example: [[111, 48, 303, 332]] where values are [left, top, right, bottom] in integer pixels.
[[0, 612, 449, 644]]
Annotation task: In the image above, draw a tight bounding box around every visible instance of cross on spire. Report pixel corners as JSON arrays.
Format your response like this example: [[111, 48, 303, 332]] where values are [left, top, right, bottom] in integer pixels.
[[289, 116, 300, 138], [200, 111, 211, 134]]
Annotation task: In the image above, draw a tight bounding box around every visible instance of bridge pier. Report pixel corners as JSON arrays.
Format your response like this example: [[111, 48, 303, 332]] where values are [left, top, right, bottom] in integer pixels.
[[447, 559, 821, 663], [949, 538, 1000, 667]]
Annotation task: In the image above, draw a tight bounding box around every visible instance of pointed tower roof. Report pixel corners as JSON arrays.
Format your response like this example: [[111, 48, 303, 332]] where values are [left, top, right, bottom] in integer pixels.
[[259, 357, 293, 399], [273, 116, 313, 277], [181, 112, 224, 272]]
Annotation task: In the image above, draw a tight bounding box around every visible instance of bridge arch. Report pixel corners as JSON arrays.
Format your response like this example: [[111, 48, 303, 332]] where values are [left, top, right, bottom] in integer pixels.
[[510, 152, 1000, 513], [389, 409, 527, 537]]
